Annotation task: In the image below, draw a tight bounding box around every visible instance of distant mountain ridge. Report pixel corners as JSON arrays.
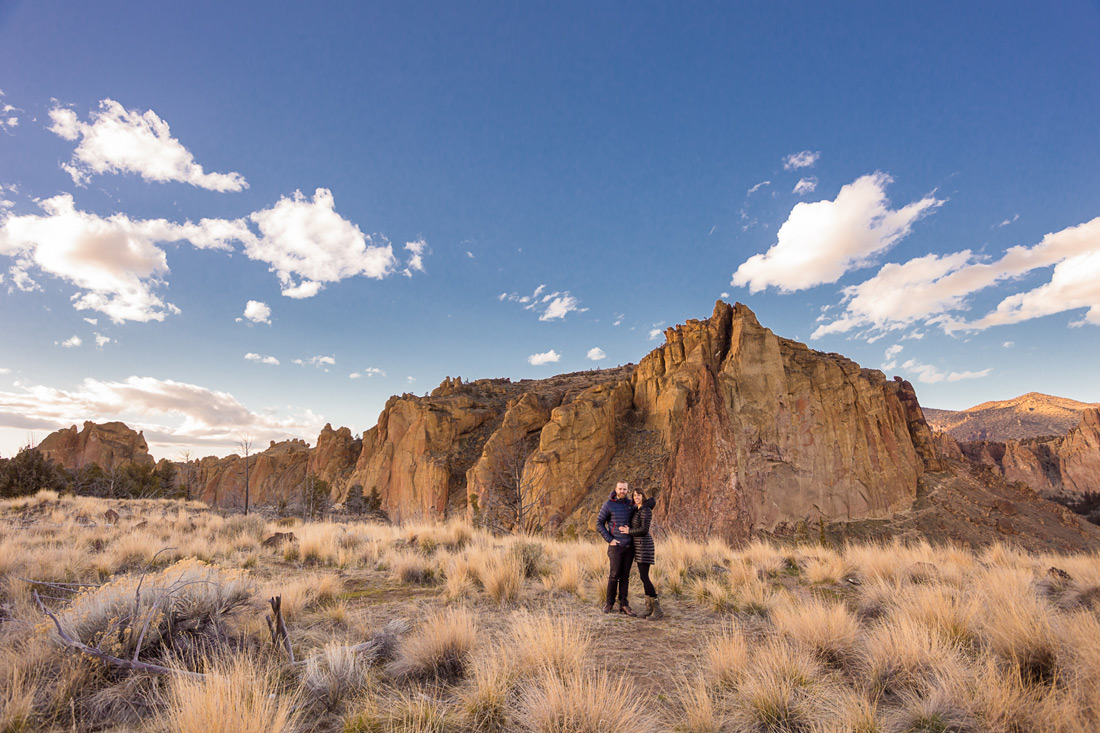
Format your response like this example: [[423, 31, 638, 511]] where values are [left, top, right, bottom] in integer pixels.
[[924, 392, 1100, 442]]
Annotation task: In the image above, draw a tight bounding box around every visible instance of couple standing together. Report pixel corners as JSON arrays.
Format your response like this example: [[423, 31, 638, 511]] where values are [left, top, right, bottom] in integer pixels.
[[596, 480, 664, 620]]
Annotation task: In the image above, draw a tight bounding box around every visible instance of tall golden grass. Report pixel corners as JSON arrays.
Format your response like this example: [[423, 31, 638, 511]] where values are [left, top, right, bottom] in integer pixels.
[[3, 491, 1100, 731]]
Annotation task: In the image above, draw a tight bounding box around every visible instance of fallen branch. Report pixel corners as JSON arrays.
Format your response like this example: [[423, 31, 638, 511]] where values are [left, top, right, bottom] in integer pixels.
[[34, 590, 204, 679], [267, 596, 295, 663], [17, 577, 102, 591]]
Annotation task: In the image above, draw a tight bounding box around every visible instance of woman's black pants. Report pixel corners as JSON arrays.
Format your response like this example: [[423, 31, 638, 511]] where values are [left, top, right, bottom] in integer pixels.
[[637, 562, 656, 597]]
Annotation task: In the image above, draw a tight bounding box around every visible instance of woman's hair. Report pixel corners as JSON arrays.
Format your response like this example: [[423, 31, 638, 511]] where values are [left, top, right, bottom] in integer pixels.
[[632, 488, 646, 501]]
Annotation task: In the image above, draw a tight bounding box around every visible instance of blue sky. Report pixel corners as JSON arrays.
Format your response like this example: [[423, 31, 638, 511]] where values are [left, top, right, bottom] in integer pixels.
[[1, 1, 1098, 459]]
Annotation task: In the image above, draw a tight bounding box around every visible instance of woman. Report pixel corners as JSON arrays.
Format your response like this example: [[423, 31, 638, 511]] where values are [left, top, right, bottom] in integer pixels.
[[619, 488, 663, 620]]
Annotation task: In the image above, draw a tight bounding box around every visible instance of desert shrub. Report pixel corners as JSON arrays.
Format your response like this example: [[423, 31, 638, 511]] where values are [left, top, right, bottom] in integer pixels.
[[508, 610, 591, 679], [386, 550, 437, 585], [457, 648, 517, 731], [859, 615, 964, 702], [303, 640, 371, 708], [728, 638, 822, 733], [673, 673, 722, 733], [55, 558, 254, 664], [216, 513, 267, 542], [481, 552, 524, 604], [388, 607, 478, 683], [158, 654, 301, 733], [516, 670, 659, 733], [702, 622, 749, 689], [972, 567, 1059, 684], [509, 538, 544, 578], [771, 597, 860, 667]]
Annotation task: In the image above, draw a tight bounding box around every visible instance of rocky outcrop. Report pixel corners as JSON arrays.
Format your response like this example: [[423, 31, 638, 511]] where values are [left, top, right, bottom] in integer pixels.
[[194, 439, 311, 507], [635, 302, 937, 539], [349, 391, 500, 522], [954, 409, 1100, 499], [38, 421, 154, 471], [309, 424, 361, 489]]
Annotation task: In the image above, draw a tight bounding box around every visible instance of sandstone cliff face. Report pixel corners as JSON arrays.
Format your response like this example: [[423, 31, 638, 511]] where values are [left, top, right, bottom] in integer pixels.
[[194, 439, 310, 507], [349, 389, 499, 522], [952, 408, 1100, 498], [309, 424, 361, 490], [38, 421, 154, 471], [635, 302, 935, 539]]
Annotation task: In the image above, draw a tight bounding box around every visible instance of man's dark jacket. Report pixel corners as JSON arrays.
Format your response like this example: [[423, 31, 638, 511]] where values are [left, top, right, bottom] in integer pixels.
[[596, 492, 635, 546]]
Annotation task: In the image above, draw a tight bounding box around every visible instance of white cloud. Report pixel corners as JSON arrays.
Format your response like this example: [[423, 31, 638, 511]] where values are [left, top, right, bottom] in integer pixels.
[[0, 374, 321, 454], [293, 355, 335, 371], [94, 333, 111, 349], [406, 376, 416, 385], [501, 285, 587, 321], [240, 300, 271, 325], [246, 188, 396, 298], [83, 317, 97, 326], [732, 173, 943, 294], [812, 215, 1100, 338], [586, 347, 606, 361], [0, 368, 9, 375], [648, 328, 664, 341], [1002, 341, 1014, 348], [402, 238, 427, 277], [58, 335, 82, 348], [527, 349, 561, 366], [0, 91, 22, 133], [793, 177, 818, 195], [783, 151, 820, 170], [996, 214, 1019, 228], [0, 193, 235, 323], [48, 99, 247, 191], [719, 292, 730, 299], [0, 187, 416, 319], [899, 359, 991, 384], [747, 180, 771, 194], [881, 344, 903, 370], [613, 313, 624, 327], [466, 251, 475, 258], [245, 352, 279, 366], [349, 367, 385, 379]]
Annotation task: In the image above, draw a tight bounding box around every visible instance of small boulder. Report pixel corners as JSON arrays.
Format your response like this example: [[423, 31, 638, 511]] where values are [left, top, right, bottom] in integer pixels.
[[103, 509, 120, 524], [262, 532, 298, 548]]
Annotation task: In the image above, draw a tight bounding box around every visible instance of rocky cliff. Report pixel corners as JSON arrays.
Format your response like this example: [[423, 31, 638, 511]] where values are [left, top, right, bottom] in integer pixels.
[[192, 439, 311, 507], [37, 421, 154, 471], [634, 302, 938, 541], [34, 302, 1100, 550], [941, 409, 1100, 499], [924, 393, 1099, 442]]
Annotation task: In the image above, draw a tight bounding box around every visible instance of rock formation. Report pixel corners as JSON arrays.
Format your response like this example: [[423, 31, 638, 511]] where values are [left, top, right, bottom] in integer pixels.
[[943, 408, 1100, 499], [924, 393, 1099, 442], [37, 421, 154, 471], [193, 439, 311, 507], [33, 302, 1099, 551], [634, 302, 937, 540]]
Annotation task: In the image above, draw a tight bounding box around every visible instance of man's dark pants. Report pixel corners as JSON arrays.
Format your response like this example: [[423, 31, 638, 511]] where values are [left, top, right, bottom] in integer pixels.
[[606, 544, 635, 606]]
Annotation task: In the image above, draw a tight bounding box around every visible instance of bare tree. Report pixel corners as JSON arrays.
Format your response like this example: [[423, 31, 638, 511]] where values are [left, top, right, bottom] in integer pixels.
[[238, 435, 254, 515], [479, 433, 553, 534], [177, 448, 194, 501]]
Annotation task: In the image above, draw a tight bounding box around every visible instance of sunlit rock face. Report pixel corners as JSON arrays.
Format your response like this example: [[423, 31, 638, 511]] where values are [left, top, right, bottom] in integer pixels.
[[633, 302, 935, 541], [38, 420, 155, 471]]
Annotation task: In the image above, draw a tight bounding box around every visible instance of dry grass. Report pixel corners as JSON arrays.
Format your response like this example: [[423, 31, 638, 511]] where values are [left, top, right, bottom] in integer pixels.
[[4, 493, 1100, 732], [516, 670, 659, 733], [158, 654, 301, 733], [388, 606, 478, 682]]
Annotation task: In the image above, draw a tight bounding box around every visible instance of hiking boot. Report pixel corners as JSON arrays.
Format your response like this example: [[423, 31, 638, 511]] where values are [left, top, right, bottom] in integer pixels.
[[602, 602, 614, 614], [619, 604, 637, 617], [638, 596, 653, 619], [647, 596, 665, 621]]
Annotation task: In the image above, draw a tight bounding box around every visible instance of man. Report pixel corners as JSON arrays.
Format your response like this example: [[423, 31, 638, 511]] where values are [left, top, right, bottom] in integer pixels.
[[596, 480, 637, 616]]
